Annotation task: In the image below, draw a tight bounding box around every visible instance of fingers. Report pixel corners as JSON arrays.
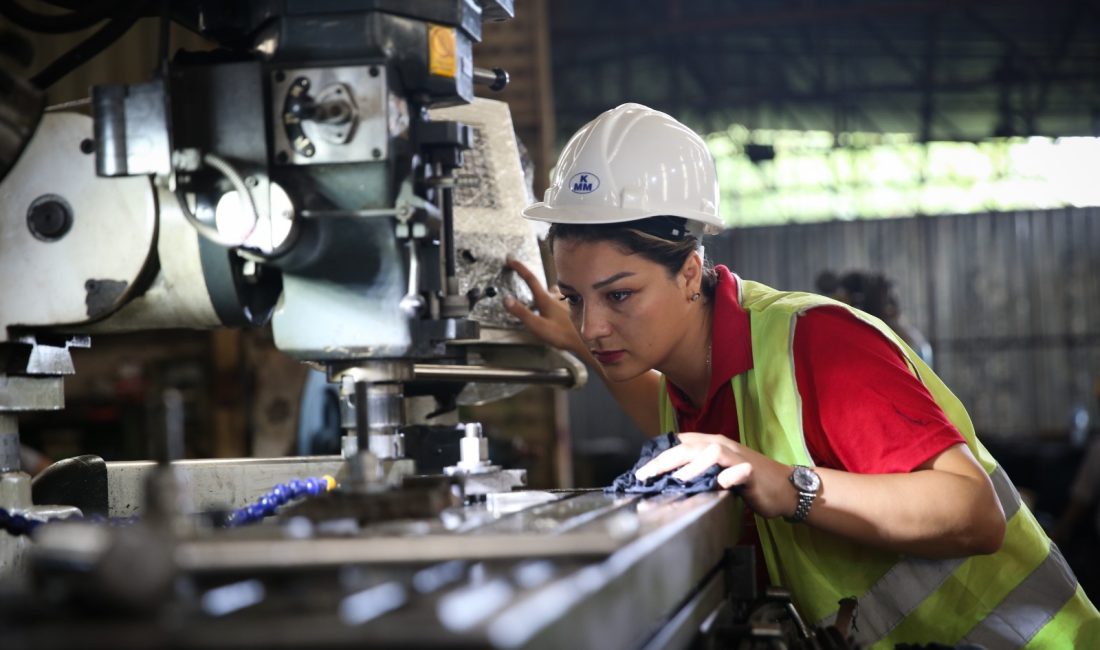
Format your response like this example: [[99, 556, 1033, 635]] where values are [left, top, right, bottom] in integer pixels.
[[502, 295, 553, 340], [672, 443, 722, 481], [508, 258, 568, 316], [635, 444, 698, 481], [716, 462, 753, 489], [505, 258, 546, 295], [636, 434, 749, 486]]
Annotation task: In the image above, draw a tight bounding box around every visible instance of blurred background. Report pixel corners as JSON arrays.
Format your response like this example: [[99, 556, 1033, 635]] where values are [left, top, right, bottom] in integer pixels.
[[5, 0, 1100, 589]]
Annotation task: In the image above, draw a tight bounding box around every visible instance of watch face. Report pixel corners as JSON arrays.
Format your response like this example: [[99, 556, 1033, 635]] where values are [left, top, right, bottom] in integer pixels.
[[792, 466, 821, 492]]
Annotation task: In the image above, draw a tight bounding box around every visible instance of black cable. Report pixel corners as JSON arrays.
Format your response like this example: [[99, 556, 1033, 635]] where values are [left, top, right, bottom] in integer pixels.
[[0, 0, 122, 34], [29, 0, 149, 89]]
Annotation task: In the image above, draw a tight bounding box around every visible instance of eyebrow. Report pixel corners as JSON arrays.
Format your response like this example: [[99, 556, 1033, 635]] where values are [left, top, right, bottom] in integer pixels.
[[558, 271, 637, 293]]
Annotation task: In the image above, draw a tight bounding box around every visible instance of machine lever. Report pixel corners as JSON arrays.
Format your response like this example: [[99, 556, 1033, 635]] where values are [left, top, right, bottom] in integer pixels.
[[399, 239, 425, 317]]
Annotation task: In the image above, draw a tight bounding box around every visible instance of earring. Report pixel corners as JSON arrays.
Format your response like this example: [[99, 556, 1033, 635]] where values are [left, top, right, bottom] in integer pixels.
[[690, 292, 701, 302]]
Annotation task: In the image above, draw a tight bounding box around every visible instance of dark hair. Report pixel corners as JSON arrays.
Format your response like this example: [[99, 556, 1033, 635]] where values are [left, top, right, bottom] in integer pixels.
[[547, 216, 718, 300]]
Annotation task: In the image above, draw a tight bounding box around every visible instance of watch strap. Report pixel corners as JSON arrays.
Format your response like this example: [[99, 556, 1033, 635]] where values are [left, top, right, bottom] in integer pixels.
[[785, 465, 819, 523], [789, 489, 815, 523]]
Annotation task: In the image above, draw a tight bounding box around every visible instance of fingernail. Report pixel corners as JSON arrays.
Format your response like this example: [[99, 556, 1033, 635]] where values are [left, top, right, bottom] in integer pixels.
[[505, 254, 516, 263], [634, 470, 650, 481], [503, 295, 516, 307]]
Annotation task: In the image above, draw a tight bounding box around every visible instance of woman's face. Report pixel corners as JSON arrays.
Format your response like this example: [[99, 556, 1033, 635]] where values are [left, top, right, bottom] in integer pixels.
[[553, 238, 693, 381]]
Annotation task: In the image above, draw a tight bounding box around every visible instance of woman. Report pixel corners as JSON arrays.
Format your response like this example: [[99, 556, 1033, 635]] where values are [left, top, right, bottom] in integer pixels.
[[503, 103, 1098, 648]]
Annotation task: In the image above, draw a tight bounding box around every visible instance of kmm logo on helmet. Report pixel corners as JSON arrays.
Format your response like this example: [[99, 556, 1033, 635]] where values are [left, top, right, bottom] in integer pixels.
[[569, 172, 599, 194]]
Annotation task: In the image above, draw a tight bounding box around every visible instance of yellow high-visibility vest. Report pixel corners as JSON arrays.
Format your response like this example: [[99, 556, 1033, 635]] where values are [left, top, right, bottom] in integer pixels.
[[659, 278, 1100, 648]]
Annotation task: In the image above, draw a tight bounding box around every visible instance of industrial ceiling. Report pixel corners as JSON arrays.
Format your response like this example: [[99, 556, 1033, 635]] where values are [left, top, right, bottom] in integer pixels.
[[548, 0, 1100, 141]]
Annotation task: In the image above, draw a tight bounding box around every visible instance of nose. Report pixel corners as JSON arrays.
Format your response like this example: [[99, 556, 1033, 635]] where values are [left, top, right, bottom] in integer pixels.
[[579, 303, 612, 342]]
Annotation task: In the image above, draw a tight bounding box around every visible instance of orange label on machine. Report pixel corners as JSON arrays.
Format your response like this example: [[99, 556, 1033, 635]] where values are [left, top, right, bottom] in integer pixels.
[[428, 24, 457, 78]]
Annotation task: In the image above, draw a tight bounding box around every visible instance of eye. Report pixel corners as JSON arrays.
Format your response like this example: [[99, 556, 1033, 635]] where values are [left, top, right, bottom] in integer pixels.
[[607, 290, 633, 303], [559, 293, 582, 307]]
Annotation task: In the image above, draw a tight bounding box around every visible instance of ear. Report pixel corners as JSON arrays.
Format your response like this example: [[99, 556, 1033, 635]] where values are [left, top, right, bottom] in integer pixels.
[[679, 251, 703, 294]]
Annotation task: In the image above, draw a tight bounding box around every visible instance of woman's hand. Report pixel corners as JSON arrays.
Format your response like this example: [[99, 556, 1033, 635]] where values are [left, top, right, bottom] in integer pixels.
[[635, 433, 797, 519], [637, 435, 1006, 558], [502, 258, 587, 357]]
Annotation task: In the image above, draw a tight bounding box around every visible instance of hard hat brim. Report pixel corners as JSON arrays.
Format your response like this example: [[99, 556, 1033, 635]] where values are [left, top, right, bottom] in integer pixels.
[[521, 202, 724, 230]]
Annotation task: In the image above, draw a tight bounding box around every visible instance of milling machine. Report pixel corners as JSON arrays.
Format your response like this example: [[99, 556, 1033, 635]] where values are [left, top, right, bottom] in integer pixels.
[[0, 3, 833, 648]]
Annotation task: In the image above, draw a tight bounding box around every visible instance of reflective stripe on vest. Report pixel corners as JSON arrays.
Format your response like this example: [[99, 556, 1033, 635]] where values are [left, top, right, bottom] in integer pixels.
[[814, 466, 1023, 637], [963, 542, 1077, 647], [656, 277, 1100, 648]]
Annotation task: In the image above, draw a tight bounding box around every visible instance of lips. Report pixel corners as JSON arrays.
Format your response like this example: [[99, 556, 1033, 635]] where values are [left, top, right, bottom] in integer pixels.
[[592, 350, 626, 364]]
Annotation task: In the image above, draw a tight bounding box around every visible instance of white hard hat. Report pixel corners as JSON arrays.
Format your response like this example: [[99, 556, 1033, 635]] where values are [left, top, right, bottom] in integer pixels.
[[522, 103, 723, 234]]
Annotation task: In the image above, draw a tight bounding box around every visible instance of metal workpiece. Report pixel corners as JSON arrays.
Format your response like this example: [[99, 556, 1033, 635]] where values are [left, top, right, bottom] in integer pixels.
[[459, 468, 527, 496], [457, 422, 491, 471], [441, 420, 525, 496]]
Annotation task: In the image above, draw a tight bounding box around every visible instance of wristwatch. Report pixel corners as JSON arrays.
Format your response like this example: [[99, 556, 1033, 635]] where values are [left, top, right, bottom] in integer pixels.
[[786, 465, 822, 523]]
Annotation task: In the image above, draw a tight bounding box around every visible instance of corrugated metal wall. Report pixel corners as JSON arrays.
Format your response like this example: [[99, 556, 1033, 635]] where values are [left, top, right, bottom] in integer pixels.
[[569, 208, 1100, 448]]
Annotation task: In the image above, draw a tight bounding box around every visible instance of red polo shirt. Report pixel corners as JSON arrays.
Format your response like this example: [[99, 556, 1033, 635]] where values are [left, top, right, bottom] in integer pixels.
[[665, 266, 964, 574], [666, 265, 963, 472]]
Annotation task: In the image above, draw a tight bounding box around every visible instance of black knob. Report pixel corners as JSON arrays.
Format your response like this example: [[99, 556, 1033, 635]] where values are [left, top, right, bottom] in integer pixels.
[[27, 195, 73, 242], [473, 67, 510, 92]]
